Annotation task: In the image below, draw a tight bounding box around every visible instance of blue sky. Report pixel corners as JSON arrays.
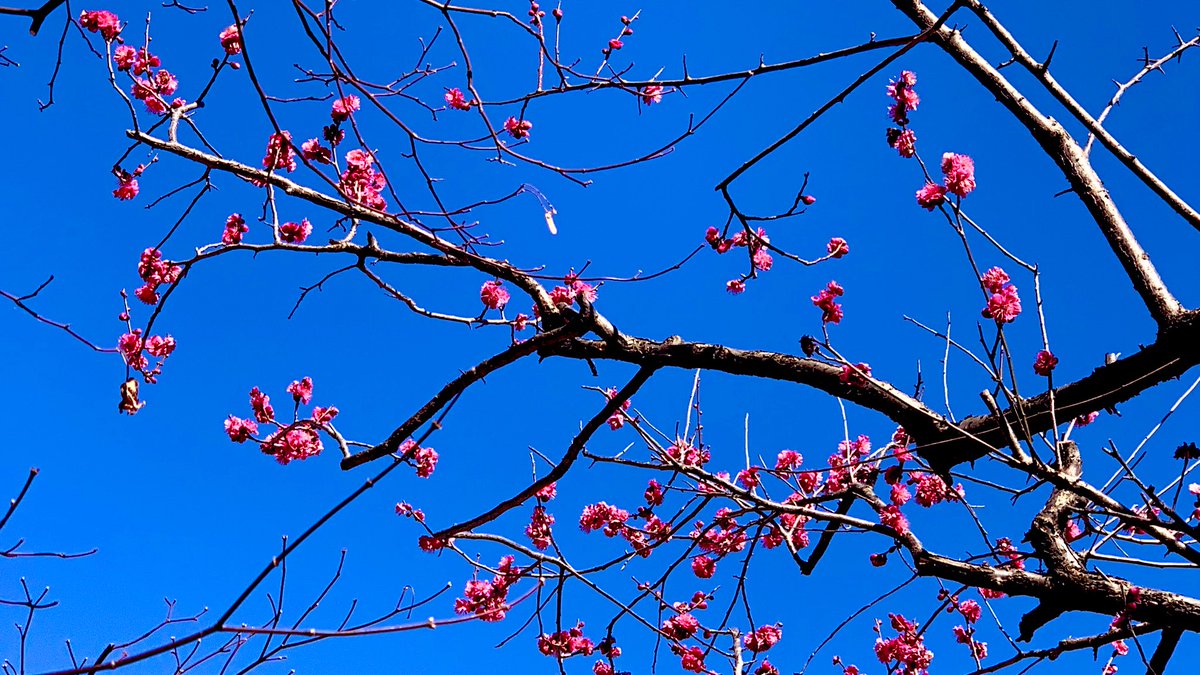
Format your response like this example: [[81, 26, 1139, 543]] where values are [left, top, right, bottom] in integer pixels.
[[2, 1, 1199, 673]]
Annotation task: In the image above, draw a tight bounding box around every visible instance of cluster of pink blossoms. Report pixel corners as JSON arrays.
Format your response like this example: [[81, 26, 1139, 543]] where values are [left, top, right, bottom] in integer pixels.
[[222, 213, 248, 245], [537, 623, 594, 659], [134, 248, 182, 305], [885, 70, 920, 156], [79, 10, 121, 41], [812, 280, 845, 323], [480, 280, 510, 310], [703, 226, 776, 293], [113, 163, 145, 201], [640, 84, 664, 105], [548, 273, 598, 307], [444, 87, 472, 111], [743, 624, 783, 653], [224, 378, 339, 465], [504, 116, 533, 139], [454, 555, 521, 622], [219, 24, 243, 55], [916, 153, 977, 210], [130, 67, 180, 115], [339, 149, 388, 210], [279, 219, 312, 244], [602, 386, 633, 429], [978, 537, 1024, 599], [524, 482, 557, 550], [874, 614, 934, 675], [117, 327, 176, 375], [262, 131, 297, 172], [578, 496, 670, 559], [979, 266, 1022, 323], [330, 95, 360, 123], [1033, 349, 1058, 376]]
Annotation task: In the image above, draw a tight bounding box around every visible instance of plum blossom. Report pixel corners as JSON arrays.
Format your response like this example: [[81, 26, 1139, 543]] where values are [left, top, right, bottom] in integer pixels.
[[286, 376, 313, 404], [262, 131, 297, 172], [640, 84, 663, 104], [330, 95, 360, 123], [915, 183, 946, 210], [79, 10, 121, 40], [219, 24, 243, 55], [224, 416, 258, 443], [504, 116, 533, 139], [941, 152, 977, 197], [980, 267, 1021, 323], [887, 127, 917, 157], [1033, 350, 1058, 376], [743, 624, 782, 652], [279, 219, 312, 244], [827, 237, 850, 258], [222, 213, 248, 244], [480, 280, 510, 310], [444, 88, 471, 110], [339, 149, 388, 210], [812, 280, 845, 324]]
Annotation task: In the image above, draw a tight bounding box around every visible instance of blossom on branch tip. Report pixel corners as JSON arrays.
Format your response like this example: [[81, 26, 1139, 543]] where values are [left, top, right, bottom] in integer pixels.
[[279, 219, 312, 244], [444, 88, 471, 110], [286, 376, 313, 404], [743, 624, 782, 652], [224, 416, 258, 443], [79, 10, 121, 40], [222, 213, 248, 245], [480, 280, 510, 310], [980, 268, 1021, 323], [887, 128, 917, 157], [301, 139, 332, 164], [330, 95, 360, 123], [219, 24, 243, 55], [827, 237, 850, 258], [915, 183, 946, 210], [262, 131, 297, 172], [941, 152, 976, 198], [812, 280, 845, 324], [504, 117, 533, 140], [1033, 350, 1058, 376], [726, 279, 746, 294], [339, 149, 388, 210], [640, 85, 663, 105]]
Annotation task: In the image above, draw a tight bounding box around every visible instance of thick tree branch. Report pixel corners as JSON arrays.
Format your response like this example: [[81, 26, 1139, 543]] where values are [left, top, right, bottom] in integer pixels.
[[891, 0, 1184, 327]]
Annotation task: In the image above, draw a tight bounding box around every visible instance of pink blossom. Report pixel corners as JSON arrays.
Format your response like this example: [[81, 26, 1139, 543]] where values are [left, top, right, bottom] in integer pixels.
[[775, 450, 803, 471], [1033, 350, 1058, 376], [339, 149, 388, 210], [691, 555, 715, 579], [113, 171, 139, 201], [301, 138, 332, 164], [879, 504, 909, 535], [453, 556, 520, 622], [644, 480, 664, 506], [890, 483, 911, 506], [752, 248, 773, 271], [662, 612, 700, 640], [537, 623, 594, 658], [887, 128, 917, 157], [219, 24, 243, 55], [801, 195, 817, 205], [827, 237, 850, 258], [607, 38, 624, 50], [249, 387, 275, 423], [261, 426, 323, 464], [812, 280, 845, 324], [839, 362, 872, 388], [755, 662, 780, 675], [941, 152, 976, 198], [666, 439, 710, 467], [286, 376, 313, 404], [224, 415, 258, 443], [311, 406, 339, 425], [726, 279, 746, 294], [413, 445, 438, 478], [223, 213, 248, 245], [526, 505, 555, 550], [874, 613, 933, 674], [113, 45, 137, 71], [678, 646, 706, 673], [915, 183, 947, 210], [579, 502, 629, 536], [145, 335, 175, 357], [640, 85, 663, 105], [959, 599, 982, 624], [982, 285, 1022, 323], [418, 535, 445, 552], [479, 280, 510, 310], [736, 467, 760, 489], [79, 10, 121, 40], [444, 88, 471, 111], [536, 482, 557, 501], [981, 267, 1010, 293], [330, 95, 361, 123], [1075, 411, 1099, 427], [262, 131, 297, 172], [743, 624, 782, 652], [504, 116, 533, 139], [279, 219, 312, 244], [885, 70, 919, 124], [395, 502, 425, 521]]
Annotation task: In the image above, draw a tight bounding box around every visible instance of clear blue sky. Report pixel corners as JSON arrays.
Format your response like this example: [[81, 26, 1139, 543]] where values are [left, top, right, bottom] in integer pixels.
[[2, 1, 1199, 673]]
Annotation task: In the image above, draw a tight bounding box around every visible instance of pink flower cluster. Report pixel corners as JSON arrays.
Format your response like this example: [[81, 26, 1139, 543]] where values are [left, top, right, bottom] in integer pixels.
[[980, 266, 1022, 323], [454, 555, 521, 622], [537, 623, 594, 658], [262, 131, 297, 172], [330, 95, 360, 123], [504, 117, 533, 140], [113, 46, 159, 75], [79, 10, 121, 41], [117, 328, 176, 373], [743, 624, 782, 653], [219, 24, 242, 55], [549, 273, 598, 307], [978, 537, 1024, 599], [399, 438, 439, 478], [444, 87, 472, 111], [480, 280, 510, 310], [812, 280, 845, 324], [666, 438, 710, 468], [222, 213, 248, 245], [640, 84, 663, 105], [280, 219, 312, 244], [1033, 349, 1058, 376], [603, 386, 633, 430], [915, 153, 977, 210], [874, 613, 934, 675], [339, 149, 388, 210], [113, 164, 145, 201], [839, 362, 872, 388], [135, 248, 182, 305], [131, 68, 180, 115], [886, 70, 919, 125], [225, 378, 339, 465]]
